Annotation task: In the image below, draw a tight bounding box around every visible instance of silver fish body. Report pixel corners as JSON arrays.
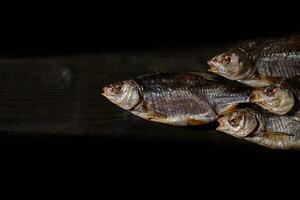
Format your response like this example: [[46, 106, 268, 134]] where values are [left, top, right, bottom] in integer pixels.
[[103, 73, 252, 126], [247, 109, 300, 150], [131, 73, 252, 125], [217, 107, 300, 150], [240, 34, 300, 78], [208, 34, 300, 87]]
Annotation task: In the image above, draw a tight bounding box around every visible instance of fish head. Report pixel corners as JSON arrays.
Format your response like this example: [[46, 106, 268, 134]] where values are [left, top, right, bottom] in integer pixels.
[[207, 49, 254, 80], [252, 84, 294, 115], [217, 108, 257, 138], [102, 80, 142, 110]]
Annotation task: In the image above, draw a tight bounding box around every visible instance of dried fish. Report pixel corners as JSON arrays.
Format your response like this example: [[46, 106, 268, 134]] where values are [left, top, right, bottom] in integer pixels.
[[217, 107, 300, 150], [208, 34, 300, 87]]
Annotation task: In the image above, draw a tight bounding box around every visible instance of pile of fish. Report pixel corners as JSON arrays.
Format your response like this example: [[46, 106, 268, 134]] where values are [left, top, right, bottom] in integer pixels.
[[102, 34, 300, 150]]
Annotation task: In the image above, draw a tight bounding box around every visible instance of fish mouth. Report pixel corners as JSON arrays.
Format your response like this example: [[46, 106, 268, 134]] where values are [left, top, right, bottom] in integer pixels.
[[207, 60, 219, 73], [101, 86, 111, 98], [101, 87, 107, 96]]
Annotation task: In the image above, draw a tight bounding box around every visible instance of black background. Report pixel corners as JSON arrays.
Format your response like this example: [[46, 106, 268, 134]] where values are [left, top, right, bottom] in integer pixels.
[[1, 5, 300, 174]]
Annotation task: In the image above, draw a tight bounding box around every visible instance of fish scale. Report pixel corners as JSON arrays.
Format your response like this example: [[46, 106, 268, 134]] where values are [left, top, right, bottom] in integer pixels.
[[164, 89, 173, 116], [245, 35, 300, 78], [175, 89, 186, 116], [192, 88, 212, 117], [181, 89, 189, 115], [260, 53, 300, 77], [214, 86, 231, 113], [191, 88, 207, 115], [150, 86, 189, 117], [155, 90, 169, 116], [169, 89, 180, 116], [155, 90, 164, 115], [261, 113, 300, 136], [243, 35, 300, 56], [212, 85, 248, 114], [148, 91, 156, 111], [202, 85, 220, 115], [125, 73, 253, 125]]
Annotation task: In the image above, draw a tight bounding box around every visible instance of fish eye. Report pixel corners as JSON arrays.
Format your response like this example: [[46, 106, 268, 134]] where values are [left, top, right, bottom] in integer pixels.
[[223, 55, 231, 63], [229, 118, 239, 127], [264, 87, 276, 96], [217, 54, 231, 64], [112, 84, 123, 93]]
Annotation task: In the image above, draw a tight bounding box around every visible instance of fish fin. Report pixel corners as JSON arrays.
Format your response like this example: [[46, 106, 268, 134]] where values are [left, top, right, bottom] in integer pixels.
[[262, 131, 294, 137], [144, 108, 167, 120], [131, 107, 169, 124], [186, 118, 208, 126], [188, 72, 220, 81], [245, 131, 294, 150]]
